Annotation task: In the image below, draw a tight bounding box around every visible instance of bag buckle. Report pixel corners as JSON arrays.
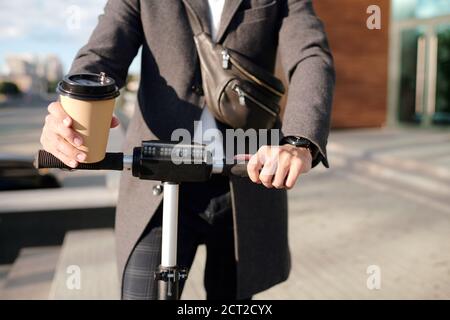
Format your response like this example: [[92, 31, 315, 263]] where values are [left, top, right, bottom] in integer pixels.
[[221, 50, 230, 69]]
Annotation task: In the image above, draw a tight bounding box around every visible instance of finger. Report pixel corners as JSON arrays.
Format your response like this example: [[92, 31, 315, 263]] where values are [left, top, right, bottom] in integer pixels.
[[54, 149, 79, 168], [44, 129, 86, 163], [248, 145, 271, 184], [46, 114, 83, 147], [233, 154, 252, 162], [48, 101, 72, 127], [110, 115, 120, 128], [54, 134, 86, 163], [272, 154, 291, 189], [285, 159, 303, 189], [247, 153, 263, 184], [41, 133, 79, 168], [259, 155, 278, 188]]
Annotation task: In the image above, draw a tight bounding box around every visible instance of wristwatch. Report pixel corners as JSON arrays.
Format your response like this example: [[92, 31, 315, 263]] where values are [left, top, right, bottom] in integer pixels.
[[280, 136, 319, 160]]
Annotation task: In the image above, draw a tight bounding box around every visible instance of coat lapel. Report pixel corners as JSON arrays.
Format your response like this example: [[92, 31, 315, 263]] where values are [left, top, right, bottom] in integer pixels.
[[184, 0, 244, 43], [216, 0, 244, 43]]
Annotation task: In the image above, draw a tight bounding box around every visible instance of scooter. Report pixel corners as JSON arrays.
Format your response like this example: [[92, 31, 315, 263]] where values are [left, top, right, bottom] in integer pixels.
[[35, 140, 248, 300]]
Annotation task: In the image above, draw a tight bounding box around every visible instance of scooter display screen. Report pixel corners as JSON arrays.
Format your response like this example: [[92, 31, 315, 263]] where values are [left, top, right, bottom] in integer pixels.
[[132, 141, 213, 182], [141, 141, 208, 164]]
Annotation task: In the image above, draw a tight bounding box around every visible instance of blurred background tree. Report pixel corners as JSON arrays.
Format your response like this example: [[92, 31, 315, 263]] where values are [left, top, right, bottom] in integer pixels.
[[47, 80, 59, 94], [0, 81, 22, 96]]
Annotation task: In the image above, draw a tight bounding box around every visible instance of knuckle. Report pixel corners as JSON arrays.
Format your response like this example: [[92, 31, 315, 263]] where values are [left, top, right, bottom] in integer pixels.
[[54, 134, 63, 144], [247, 158, 257, 170], [291, 165, 302, 176], [247, 161, 258, 171], [248, 173, 258, 182], [265, 159, 276, 168], [47, 102, 58, 113], [280, 160, 291, 170], [272, 182, 283, 189], [259, 174, 272, 184], [290, 170, 301, 181], [258, 145, 269, 155], [57, 141, 71, 155], [55, 138, 67, 152], [293, 156, 303, 167], [60, 126, 73, 139], [282, 151, 294, 161], [262, 165, 276, 176], [54, 118, 64, 131], [273, 146, 282, 155], [56, 142, 66, 154], [44, 114, 52, 125], [54, 150, 65, 161]]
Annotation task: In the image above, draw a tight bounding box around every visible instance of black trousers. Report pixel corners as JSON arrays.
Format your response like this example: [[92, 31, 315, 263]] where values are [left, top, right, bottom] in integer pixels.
[[122, 175, 247, 300]]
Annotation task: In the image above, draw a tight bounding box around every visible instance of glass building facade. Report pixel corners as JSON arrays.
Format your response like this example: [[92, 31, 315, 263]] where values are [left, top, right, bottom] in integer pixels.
[[393, 0, 450, 21], [390, 0, 450, 126]]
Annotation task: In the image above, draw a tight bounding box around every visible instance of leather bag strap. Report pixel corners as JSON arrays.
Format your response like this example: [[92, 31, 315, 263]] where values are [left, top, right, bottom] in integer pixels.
[[182, 0, 205, 36]]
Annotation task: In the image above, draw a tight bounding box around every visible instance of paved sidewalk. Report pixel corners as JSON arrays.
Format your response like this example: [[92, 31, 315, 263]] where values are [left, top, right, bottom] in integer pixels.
[[328, 128, 450, 180], [182, 128, 450, 300]]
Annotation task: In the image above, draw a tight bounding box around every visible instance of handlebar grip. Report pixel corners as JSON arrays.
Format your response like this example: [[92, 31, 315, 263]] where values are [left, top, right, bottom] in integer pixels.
[[35, 150, 124, 171], [222, 162, 249, 178]]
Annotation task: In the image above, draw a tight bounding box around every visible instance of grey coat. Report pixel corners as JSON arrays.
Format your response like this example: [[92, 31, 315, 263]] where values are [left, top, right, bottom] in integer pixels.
[[70, 0, 335, 299]]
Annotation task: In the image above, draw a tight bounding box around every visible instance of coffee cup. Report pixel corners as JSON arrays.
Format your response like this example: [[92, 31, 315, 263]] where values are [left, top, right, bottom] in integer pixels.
[[57, 72, 120, 163]]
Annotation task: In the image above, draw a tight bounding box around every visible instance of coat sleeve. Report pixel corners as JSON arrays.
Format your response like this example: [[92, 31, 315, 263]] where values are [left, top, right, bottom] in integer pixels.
[[278, 0, 335, 168], [69, 0, 143, 88]]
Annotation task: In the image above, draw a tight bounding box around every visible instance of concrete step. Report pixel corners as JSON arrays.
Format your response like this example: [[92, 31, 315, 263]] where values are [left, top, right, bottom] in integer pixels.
[[328, 132, 450, 183], [0, 247, 60, 300], [328, 150, 450, 199], [0, 186, 118, 214], [0, 264, 12, 291], [49, 229, 120, 300]]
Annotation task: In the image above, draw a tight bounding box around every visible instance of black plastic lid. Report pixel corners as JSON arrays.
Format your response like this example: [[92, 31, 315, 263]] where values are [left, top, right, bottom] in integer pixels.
[[56, 72, 120, 101]]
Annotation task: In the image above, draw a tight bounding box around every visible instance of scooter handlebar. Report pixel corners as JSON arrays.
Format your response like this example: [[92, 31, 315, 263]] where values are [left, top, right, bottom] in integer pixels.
[[34, 150, 248, 178], [35, 150, 124, 171]]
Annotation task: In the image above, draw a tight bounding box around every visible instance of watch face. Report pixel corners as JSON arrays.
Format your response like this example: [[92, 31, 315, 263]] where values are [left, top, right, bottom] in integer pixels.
[[293, 137, 310, 147], [281, 136, 310, 148]]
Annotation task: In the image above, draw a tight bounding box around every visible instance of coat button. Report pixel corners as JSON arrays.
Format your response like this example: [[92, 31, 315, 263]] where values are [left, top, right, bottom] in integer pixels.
[[191, 84, 204, 96]]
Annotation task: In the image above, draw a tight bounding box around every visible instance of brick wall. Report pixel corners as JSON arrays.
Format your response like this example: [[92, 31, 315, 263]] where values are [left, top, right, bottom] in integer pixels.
[[314, 0, 390, 128]]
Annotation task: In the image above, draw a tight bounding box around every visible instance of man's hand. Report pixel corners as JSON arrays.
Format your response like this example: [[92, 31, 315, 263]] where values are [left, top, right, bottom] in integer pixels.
[[40, 101, 120, 168], [247, 145, 312, 189]]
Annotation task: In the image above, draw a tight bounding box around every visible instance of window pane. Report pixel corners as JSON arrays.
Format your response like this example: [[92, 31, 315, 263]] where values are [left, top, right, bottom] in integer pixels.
[[392, 0, 450, 21]]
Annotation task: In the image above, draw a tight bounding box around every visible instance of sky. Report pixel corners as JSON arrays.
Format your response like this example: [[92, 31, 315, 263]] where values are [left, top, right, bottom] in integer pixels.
[[0, 0, 140, 74]]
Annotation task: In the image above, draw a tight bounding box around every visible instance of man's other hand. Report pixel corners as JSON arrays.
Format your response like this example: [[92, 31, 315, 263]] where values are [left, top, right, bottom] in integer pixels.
[[247, 145, 312, 189]]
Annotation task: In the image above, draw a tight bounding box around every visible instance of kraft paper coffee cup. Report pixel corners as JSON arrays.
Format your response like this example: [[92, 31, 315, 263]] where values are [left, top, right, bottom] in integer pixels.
[[57, 72, 120, 163]]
